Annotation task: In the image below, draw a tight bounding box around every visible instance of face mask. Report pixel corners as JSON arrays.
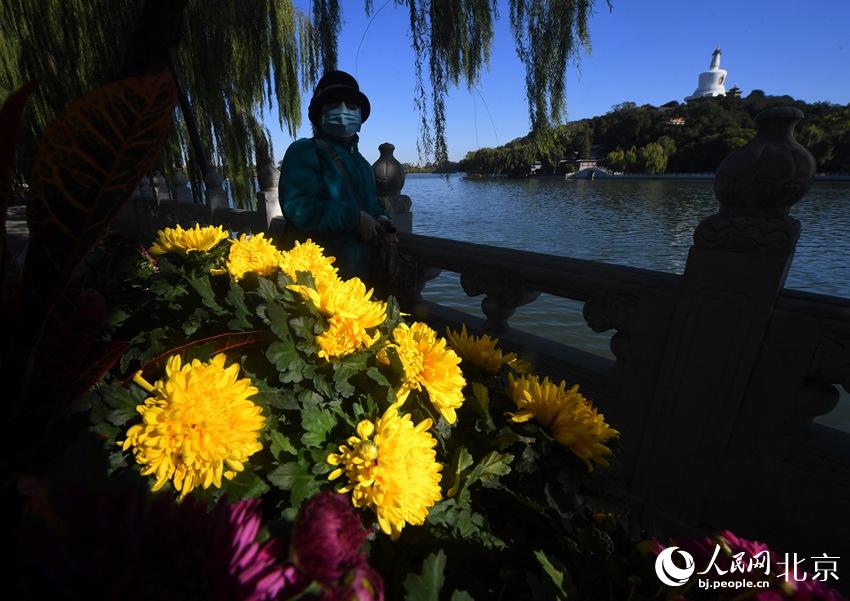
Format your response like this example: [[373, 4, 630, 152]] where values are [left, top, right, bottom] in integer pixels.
[[321, 105, 362, 138]]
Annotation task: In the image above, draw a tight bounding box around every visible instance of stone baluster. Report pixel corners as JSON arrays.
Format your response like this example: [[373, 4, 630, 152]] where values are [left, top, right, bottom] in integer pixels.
[[135, 175, 159, 240], [256, 159, 282, 228], [152, 170, 171, 202], [372, 143, 412, 233], [460, 267, 540, 333], [205, 168, 229, 212], [172, 168, 193, 203], [629, 107, 817, 531]]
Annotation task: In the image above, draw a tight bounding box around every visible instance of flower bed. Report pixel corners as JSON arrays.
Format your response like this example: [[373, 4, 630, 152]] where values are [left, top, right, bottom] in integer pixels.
[[12, 225, 842, 599], [3, 75, 844, 601]]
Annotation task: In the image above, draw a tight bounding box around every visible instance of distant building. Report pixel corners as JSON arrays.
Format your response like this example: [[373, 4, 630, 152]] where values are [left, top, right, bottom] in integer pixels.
[[559, 158, 599, 172], [665, 116, 686, 126], [685, 48, 728, 101], [727, 85, 742, 99]]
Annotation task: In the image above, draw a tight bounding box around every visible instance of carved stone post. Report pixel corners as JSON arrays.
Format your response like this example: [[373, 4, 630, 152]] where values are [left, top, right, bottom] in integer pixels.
[[172, 168, 193, 203], [630, 107, 816, 531], [460, 267, 540, 333], [205, 168, 229, 212], [152, 170, 171, 202], [256, 159, 282, 228], [372, 143, 412, 233], [131, 175, 159, 242]]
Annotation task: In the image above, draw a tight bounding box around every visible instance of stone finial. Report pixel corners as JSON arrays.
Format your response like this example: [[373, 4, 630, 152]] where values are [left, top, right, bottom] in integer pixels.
[[138, 175, 155, 201], [205, 168, 229, 211], [714, 107, 816, 216], [152, 170, 171, 202], [373, 142, 405, 196], [257, 160, 280, 191], [172, 168, 192, 203]]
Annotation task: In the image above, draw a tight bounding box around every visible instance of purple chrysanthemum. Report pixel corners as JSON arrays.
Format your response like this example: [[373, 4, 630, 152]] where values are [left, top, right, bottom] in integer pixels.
[[291, 491, 369, 585], [15, 485, 298, 600]]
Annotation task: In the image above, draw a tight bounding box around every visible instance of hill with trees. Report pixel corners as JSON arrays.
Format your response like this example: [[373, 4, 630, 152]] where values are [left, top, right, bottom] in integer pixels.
[[458, 91, 850, 176]]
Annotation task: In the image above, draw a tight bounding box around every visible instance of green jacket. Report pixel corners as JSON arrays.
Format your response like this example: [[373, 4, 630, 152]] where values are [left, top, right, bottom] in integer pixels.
[[279, 132, 388, 280]]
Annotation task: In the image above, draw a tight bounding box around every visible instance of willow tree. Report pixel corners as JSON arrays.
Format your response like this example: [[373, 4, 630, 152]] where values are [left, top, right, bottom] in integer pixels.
[[1, 0, 607, 204]]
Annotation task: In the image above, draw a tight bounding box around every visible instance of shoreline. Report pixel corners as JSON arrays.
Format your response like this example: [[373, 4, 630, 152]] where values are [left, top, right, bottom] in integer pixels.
[[458, 172, 850, 182]]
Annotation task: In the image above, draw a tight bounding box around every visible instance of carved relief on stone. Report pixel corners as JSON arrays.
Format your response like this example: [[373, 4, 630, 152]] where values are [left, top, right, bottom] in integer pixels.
[[582, 290, 638, 334], [377, 194, 412, 214], [693, 214, 801, 255], [808, 334, 850, 393], [460, 267, 540, 331], [392, 252, 431, 309]]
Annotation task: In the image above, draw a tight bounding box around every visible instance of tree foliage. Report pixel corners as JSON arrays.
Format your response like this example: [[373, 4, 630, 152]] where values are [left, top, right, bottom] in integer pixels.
[[1, 0, 605, 204], [461, 91, 850, 175]]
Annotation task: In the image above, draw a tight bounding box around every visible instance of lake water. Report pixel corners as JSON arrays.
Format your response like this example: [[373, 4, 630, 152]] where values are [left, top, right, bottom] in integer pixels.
[[403, 174, 850, 431]]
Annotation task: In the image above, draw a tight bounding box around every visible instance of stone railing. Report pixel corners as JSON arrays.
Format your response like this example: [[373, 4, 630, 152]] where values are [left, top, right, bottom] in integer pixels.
[[113, 143, 413, 241], [390, 108, 850, 558], [113, 114, 849, 559]]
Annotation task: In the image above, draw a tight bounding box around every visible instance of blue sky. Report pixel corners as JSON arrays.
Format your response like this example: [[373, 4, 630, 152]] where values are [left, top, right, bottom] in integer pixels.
[[266, 0, 850, 165]]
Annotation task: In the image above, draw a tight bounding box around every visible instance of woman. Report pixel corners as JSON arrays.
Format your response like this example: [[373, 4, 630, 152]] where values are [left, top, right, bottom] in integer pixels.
[[279, 70, 392, 280]]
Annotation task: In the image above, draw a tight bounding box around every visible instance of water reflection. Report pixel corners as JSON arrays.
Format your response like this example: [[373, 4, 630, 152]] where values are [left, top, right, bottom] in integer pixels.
[[407, 175, 850, 431]]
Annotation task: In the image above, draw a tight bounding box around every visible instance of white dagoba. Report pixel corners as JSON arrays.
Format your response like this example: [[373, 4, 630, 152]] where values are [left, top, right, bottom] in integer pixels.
[[685, 48, 727, 101]]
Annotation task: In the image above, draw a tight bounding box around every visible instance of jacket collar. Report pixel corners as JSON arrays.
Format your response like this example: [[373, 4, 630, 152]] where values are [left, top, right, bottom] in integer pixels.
[[315, 129, 359, 153]]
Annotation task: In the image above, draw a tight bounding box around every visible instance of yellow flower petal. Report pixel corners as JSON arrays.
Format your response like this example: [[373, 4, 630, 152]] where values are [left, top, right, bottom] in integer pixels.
[[506, 372, 618, 471], [389, 323, 465, 424], [149, 224, 229, 255], [120, 353, 265, 498], [327, 405, 442, 539]]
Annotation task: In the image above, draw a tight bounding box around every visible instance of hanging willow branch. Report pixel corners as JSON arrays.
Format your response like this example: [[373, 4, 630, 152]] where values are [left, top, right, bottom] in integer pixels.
[[0, 0, 320, 207], [374, 0, 604, 164], [1, 0, 607, 202]]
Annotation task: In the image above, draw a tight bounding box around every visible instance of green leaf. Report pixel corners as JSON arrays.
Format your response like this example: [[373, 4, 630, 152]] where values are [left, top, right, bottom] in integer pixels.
[[267, 461, 322, 507], [265, 302, 292, 341], [385, 295, 401, 328], [450, 591, 475, 601], [333, 352, 368, 398], [289, 315, 317, 340], [404, 550, 446, 601], [150, 279, 187, 302], [269, 429, 298, 459], [446, 446, 474, 497], [257, 277, 279, 302], [266, 340, 305, 383], [365, 366, 390, 388], [223, 470, 270, 500], [458, 451, 514, 496], [188, 275, 226, 315], [182, 307, 210, 337], [301, 404, 337, 448], [226, 280, 253, 330], [533, 550, 569, 600]]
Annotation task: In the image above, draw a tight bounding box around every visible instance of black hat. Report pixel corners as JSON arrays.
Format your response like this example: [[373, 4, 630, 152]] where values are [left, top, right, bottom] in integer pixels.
[[308, 70, 371, 126]]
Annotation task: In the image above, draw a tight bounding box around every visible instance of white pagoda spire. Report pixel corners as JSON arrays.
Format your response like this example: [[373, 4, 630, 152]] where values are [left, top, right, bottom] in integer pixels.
[[710, 47, 721, 69], [685, 47, 728, 101]]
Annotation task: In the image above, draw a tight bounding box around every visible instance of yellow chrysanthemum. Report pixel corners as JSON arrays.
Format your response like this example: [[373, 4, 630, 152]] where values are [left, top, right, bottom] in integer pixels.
[[290, 276, 386, 359], [506, 372, 618, 471], [327, 404, 442, 539], [279, 239, 338, 281], [445, 324, 518, 373], [389, 322, 466, 424], [119, 354, 265, 498], [149, 224, 229, 255], [223, 232, 284, 281]]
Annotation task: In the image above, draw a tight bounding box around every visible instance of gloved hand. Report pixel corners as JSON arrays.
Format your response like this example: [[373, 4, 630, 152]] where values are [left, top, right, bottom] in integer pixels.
[[377, 215, 396, 233], [358, 211, 382, 242]]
